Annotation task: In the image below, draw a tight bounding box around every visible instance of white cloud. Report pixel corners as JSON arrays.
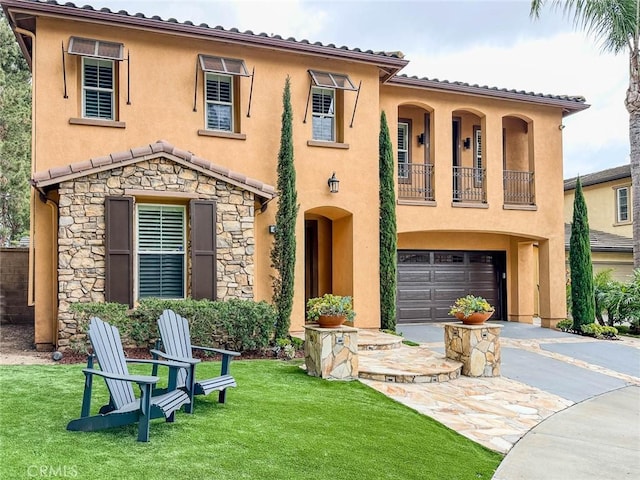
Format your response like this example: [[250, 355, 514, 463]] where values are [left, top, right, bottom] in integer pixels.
[[400, 31, 629, 176]]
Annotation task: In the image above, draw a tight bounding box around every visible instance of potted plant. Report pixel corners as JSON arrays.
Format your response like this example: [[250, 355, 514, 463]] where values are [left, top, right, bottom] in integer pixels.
[[306, 294, 356, 328], [448, 295, 495, 325]]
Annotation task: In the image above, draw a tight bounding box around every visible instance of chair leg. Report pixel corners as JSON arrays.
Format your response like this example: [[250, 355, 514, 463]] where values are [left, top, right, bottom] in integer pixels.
[[218, 389, 227, 404], [137, 384, 152, 442]]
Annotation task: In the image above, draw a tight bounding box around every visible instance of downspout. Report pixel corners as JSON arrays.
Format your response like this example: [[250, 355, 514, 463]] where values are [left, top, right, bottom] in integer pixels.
[[14, 27, 37, 307]]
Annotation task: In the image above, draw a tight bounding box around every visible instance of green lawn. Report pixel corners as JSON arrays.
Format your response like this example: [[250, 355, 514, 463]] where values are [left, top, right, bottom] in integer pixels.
[[0, 360, 502, 479]]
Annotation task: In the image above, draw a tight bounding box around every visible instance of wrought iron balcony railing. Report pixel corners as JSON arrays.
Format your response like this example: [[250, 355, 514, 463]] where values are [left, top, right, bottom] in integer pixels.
[[453, 166, 486, 203], [503, 170, 535, 205], [397, 163, 434, 201]]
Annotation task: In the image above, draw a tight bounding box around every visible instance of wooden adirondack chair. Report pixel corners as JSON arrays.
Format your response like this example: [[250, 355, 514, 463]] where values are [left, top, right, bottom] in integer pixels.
[[66, 317, 191, 442], [151, 309, 240, 413]]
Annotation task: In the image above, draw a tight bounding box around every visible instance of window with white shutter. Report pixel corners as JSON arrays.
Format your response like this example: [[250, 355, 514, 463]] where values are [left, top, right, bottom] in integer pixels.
[[398, 121, 409, 179], [137, 205, 186, 299], [199, 55, 249, 133], [312, 87, 335, 141], [82, 58, 115, 120], [205, 74, 233, 131], [474, 126, 483, 187]]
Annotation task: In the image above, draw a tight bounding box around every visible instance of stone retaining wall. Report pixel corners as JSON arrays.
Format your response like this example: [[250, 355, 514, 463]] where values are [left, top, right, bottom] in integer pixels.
[[56, 157, 256, 348]]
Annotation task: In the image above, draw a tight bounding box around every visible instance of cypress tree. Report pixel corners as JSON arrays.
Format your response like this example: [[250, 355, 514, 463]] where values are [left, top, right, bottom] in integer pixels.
[[379, 111, 397, 331], [569, 176, 595, 329], [271, 76, 299, 339]]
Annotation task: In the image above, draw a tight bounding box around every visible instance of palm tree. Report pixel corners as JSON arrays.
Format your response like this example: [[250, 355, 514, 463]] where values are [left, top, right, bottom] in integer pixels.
[[530, 0, 639, 268]]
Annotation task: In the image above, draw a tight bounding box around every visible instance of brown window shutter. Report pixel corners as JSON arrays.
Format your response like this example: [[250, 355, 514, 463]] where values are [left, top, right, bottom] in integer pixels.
[[105, 196, 133, 307], [190, 200, 217, 300]]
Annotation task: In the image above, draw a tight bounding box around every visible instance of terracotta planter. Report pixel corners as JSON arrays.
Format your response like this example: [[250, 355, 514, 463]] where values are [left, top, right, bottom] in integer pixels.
[[317, 315, 346, 328], [454, 311, 494, 325]]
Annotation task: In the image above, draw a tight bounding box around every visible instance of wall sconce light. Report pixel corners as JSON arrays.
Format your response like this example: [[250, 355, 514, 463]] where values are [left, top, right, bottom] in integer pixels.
[[268, 225, 277, 234], [462, 137, 471, 150], [327, 172, 340, 193], [417, 133, 425, 145]]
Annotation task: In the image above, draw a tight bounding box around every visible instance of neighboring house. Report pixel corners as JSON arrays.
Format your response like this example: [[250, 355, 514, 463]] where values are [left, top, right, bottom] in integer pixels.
[[2, 0, 589, 351], [564, 164, 635, 282]]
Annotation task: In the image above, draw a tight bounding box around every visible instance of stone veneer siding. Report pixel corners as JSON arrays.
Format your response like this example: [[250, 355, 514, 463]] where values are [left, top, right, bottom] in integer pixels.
[[56, 157, 256, 348]]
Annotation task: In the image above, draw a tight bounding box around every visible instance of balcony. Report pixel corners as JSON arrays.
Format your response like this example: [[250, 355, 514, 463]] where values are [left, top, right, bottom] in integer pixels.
[[503, 170, 535, 206], [453, 166, 486, 203], [398, 166, 535, 207], [397, 163, 434, 202]]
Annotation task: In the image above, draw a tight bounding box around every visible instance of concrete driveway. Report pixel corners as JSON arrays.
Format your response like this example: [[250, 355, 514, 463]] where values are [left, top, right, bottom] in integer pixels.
[[396, 321, 640, 479]]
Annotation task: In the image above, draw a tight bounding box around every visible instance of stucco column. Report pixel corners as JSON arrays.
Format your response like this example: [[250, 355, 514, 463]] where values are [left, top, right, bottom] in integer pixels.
[[538, 238, 567, 328], [483, 115, 503, 207], [433, 108, 453, 202], [512, 241, 535, 323]]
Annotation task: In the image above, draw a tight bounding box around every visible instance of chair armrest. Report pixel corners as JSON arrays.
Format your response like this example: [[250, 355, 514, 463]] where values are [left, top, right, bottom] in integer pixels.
[[125, 358, 192, 369], [83, 368, 159, 385], [191, 345, 241, 357], [149, 349, 201, 365]]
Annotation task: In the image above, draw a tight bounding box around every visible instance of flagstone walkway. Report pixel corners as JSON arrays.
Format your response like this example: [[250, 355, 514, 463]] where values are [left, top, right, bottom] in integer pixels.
[[356, 325, 640, 453]]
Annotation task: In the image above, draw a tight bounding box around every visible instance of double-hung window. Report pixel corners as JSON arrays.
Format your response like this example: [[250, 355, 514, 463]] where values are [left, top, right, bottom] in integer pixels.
[[398, 121, 409, 179], [137, 205, 186, 299], [82, 58, 115, 120], [68, 37, 124, 121], [615, 186, 630, 223], [205, 74, 233, 131], [199, 55, 249, 133], [312, 88, 335, 141], [308, 70, 357, 143]]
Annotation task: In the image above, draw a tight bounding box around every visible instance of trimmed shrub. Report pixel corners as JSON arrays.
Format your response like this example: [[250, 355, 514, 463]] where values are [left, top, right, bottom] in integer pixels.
[[70, 298, 276, 353], [580, 323, 618, 339]]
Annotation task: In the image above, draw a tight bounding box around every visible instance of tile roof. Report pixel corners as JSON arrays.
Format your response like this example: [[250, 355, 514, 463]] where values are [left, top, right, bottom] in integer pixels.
[[564, 164, 631, 190], [564, 224, 634, 253], [2, 0, 408, 80], [31, 140, 276, 200], [388, 75, 588, 115]]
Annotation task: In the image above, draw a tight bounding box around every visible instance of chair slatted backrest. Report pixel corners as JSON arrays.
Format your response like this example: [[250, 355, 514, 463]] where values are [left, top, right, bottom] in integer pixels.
[[88, 317, 136, 409], [158, 310, 193, 388]]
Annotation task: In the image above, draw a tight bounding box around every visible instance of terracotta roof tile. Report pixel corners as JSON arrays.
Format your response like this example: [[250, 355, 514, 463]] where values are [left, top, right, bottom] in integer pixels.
[[31, 140, 275, 200], [191, 157, 212, 170], [91, 155, 112, 167], [49, 165, 72, 177], [172, 147, 194, 161], [70, 160, 92, 173], [32, 170, 50, 182], [11, 0, 407, 74], [389, 75, 588, 115], [130, 145, 153, 157], [110, 149, 134, 163]]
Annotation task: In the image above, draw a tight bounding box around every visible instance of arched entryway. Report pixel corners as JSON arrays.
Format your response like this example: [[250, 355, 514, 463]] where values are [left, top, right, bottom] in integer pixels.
[[304, 207, 354, 306]]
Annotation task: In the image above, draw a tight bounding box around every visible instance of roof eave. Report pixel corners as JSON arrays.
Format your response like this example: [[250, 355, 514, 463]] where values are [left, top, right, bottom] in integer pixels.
[[1, 0, 409, 72], [387, 76, 589, 114]]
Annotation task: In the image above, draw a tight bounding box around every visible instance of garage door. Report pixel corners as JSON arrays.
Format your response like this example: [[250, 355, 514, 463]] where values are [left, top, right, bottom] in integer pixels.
[[397, 250, 504, 324]]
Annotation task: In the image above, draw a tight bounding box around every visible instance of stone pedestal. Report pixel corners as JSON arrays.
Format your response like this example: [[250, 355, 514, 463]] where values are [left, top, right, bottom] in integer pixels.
[[304, 325, 358, 380], [444, 323, 502, 377]]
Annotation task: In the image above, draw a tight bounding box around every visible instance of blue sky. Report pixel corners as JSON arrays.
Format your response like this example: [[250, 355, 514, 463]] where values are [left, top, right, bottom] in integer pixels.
[[79, 0, 629, 178]]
